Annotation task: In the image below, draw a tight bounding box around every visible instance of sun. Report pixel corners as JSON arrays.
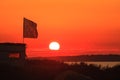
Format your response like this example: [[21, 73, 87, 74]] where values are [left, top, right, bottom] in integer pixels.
[[49, 42, 60, 50]]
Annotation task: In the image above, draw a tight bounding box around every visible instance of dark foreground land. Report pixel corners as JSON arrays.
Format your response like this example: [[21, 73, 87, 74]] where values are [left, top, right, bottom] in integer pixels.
[[0, 59, 120, 80]]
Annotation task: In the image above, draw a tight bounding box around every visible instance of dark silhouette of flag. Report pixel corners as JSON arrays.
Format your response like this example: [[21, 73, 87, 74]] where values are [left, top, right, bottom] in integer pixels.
[[23, 18, 38, 38]]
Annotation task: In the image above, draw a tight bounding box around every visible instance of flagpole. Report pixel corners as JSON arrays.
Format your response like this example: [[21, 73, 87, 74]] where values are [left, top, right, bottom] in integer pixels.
[[23, 37, 24, 43], [23, 18, 24, 44]]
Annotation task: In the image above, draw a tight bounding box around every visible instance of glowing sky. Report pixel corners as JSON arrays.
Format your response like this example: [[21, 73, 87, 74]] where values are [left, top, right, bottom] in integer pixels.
[[0, 0, 120, 55]]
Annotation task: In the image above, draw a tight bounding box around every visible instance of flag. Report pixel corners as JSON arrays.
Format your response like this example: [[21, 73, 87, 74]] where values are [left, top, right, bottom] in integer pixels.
[[23, 18, 38, 38]]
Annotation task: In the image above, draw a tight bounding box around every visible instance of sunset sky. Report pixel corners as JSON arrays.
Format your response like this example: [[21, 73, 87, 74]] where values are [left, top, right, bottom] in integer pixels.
[[0, 0, 120, 56]]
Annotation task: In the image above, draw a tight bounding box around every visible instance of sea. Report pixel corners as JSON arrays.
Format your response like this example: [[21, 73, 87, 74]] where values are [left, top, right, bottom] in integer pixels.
[[64, 61, 120, 67]]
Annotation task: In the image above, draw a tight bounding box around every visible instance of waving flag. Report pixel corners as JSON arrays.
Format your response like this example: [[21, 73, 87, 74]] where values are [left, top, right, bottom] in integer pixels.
[[23, 18, 38, 38]]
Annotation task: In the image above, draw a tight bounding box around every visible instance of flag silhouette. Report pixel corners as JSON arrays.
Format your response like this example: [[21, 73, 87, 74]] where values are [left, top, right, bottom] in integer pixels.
[[23, 18, 38, 38]]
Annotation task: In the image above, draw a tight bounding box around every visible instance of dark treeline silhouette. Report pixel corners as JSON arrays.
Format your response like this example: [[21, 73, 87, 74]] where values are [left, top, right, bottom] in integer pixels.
[[0, 59, 120, 80]]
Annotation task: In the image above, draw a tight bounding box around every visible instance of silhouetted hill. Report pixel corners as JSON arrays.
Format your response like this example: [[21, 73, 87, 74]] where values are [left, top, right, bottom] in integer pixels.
[[46, 54, 120, 62]]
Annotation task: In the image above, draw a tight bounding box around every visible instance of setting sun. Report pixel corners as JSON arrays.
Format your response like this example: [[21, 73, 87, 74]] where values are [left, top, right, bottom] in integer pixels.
[[49, 42, 60, 50]]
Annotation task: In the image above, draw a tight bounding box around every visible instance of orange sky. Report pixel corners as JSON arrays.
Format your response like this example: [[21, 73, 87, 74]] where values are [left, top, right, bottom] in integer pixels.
[[0, 0, 120, 56]]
